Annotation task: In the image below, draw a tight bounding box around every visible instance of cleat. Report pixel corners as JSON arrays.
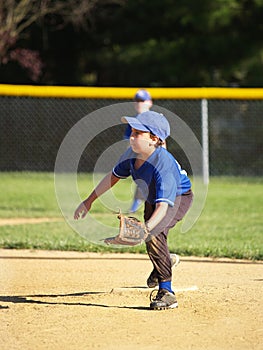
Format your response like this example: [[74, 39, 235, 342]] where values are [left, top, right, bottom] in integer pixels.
[[150, 289, 178, 310], [147, 254, 180, 288]]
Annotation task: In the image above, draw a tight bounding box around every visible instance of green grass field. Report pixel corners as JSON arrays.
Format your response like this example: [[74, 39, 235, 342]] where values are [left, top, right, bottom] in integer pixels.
[[0, 172, 262, 260]]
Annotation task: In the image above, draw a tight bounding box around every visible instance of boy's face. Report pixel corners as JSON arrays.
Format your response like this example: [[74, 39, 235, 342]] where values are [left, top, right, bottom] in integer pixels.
[[134, 99, 153, 114], [130, 128, 157, 154]]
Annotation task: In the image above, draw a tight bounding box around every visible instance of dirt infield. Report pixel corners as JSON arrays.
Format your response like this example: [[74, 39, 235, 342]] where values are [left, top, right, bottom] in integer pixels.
[[0, 249, 262, 350]]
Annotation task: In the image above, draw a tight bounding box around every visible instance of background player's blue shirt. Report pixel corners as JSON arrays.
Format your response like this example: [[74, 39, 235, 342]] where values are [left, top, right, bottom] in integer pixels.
[[113, 147, 191, 206]]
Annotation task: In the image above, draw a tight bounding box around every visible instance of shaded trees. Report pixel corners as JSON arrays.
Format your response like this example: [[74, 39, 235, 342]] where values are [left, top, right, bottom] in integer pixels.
[[0, 0, 262, 86], [91, 0, 263, 86], [0, 0, 123, 82]]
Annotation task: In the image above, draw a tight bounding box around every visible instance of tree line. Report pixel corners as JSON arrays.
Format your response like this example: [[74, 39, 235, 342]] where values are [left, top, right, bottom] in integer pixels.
[[0, 0, 262, 87]]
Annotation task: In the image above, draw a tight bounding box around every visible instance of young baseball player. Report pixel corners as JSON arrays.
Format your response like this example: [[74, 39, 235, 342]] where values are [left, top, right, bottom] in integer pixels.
[[124, 89, 153, 213], [125, 90, 181, 280], [74, 111, 193, 310]]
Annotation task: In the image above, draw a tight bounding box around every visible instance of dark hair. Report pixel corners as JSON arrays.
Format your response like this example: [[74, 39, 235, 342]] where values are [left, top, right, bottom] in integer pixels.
[[150, 133, 165, 147]]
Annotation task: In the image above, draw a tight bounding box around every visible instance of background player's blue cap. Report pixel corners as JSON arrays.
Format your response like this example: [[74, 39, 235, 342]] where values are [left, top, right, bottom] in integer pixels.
[[122, 111, 170, 141], [134, 89, 152, 101]]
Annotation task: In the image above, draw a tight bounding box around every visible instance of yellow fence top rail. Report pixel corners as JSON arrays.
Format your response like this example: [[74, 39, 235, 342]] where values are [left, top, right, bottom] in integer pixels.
[[0, 84, 263, 99]]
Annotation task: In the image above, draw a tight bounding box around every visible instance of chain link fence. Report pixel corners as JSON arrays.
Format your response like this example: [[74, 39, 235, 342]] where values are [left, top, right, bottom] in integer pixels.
[[0, 94, 262, 176]]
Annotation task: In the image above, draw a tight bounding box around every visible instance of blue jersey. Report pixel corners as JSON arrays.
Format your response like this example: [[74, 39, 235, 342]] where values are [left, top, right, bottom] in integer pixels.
[[112, 147, 191, 206]]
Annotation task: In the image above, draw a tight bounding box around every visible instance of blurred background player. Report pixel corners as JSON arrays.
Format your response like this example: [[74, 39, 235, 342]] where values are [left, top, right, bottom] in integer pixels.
[[124, 89, 153, 213]]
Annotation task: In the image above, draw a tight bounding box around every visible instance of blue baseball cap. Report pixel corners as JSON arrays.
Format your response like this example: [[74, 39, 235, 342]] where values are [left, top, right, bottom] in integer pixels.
[[134, 89, 152, 102], [122, 111, 170, 141]]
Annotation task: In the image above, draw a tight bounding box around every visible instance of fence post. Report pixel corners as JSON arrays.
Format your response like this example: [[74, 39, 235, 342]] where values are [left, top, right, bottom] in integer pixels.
[[201, 98, 209, 184]]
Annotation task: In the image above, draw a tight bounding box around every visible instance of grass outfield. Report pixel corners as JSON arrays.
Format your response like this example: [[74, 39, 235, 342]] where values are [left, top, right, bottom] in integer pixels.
[[0, 172, 262, 260]]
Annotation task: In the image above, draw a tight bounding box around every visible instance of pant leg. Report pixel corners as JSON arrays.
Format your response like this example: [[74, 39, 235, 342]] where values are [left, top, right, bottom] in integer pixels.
[[146, 231, 172, 282], [145, 191, 193, 282]]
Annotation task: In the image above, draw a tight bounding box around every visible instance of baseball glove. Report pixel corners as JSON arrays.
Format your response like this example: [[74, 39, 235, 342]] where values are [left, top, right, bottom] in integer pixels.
[[104, 211, 149, 246]]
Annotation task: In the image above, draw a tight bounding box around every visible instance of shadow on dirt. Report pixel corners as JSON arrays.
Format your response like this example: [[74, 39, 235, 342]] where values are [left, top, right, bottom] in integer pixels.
[[0, 292, 150, 311]]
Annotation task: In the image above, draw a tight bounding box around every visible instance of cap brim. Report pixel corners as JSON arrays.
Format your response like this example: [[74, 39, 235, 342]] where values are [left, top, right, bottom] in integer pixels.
[[121, 116, 150, 133]]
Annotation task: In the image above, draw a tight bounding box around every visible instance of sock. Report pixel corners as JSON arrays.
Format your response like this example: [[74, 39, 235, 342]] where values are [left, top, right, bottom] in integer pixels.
[[159, 281, 173, 293]]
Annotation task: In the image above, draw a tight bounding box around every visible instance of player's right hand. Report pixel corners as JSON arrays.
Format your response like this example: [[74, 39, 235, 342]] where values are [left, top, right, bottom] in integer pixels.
[[74, 201, 90, 220]]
